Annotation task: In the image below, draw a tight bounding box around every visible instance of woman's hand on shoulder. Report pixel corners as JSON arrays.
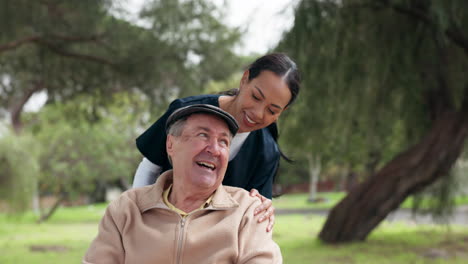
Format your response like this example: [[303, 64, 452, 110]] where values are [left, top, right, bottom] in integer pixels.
[[249, 188, 275, 232]]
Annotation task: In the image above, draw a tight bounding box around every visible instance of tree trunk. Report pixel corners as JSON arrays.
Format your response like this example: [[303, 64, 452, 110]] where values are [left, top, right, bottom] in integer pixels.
[[37, 193, 66, 223], [365, 150, 381, 178], [307, 154, 321, 202], [345, 171, 358, 192], [319, 110, 468, 243], [89, 179, 108, 203], [32, 187, 40, 216], [9, 81, 44, 134], [338, 164, 350, 192]]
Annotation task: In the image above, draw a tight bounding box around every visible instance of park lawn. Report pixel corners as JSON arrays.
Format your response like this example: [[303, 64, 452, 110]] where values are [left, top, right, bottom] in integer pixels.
[[1, 203, 468, 263], [273, 192, 468, 210], [0, 204, 106, 264], [275, 215, 468, 264], [273, 192, 346, 210]]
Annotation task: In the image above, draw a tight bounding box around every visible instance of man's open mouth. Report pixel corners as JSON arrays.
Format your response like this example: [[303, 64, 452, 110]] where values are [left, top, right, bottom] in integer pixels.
[[196, 161, 216, 170]]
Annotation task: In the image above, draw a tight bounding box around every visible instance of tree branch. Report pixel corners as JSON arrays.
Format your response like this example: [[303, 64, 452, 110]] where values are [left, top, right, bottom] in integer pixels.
[[380, 1, 468, 57], [387, 2, 432, 25], [1, 33, 105, 54], [445, 26, 468, 57], [40, 41, 117, 67], [49, 33, 104, 43], [0, 36, 41, 53], [9, 81, 45, 134]]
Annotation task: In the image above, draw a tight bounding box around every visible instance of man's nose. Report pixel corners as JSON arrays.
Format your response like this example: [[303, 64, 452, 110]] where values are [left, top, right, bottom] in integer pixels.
[[206, 139, 221, 156]]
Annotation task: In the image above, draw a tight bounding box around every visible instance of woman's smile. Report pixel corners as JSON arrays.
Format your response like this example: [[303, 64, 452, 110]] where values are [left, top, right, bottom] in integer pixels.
[[244, 112, 258, 127]]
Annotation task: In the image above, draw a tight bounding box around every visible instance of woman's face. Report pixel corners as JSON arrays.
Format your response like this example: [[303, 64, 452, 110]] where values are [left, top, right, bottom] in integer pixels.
[[232, 70, 291, 133]]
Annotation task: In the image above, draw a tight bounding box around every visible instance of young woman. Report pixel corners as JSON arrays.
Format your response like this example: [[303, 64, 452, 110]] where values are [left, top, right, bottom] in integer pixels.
[[133, 53, 300, 231]]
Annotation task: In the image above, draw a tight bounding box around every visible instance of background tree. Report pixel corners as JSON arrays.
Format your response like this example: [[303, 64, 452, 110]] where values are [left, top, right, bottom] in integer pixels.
[[0, 132, 39, 214], [26, 92, 150, 222], [278, 0, 468, 243], [0, 0, 242, 219], [0, 0, 241, 132]]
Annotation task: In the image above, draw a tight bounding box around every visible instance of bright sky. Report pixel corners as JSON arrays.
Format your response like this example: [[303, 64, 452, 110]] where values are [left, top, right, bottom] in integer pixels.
[[24, 0, 297, 112], [212, 0, 297, 54], [125, 0, 297, 55]]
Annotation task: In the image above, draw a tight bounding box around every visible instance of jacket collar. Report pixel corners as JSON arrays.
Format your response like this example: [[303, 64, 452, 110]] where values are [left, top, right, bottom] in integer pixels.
[[138, 170, 239, 213]]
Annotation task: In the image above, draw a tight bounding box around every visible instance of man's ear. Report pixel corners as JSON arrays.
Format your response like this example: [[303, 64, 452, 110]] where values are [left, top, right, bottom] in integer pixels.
[[166, 135, 174, 156]]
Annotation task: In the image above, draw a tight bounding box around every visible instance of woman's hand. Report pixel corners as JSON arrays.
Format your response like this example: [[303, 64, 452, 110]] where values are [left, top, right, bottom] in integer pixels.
[[249, 188, 275, 232]]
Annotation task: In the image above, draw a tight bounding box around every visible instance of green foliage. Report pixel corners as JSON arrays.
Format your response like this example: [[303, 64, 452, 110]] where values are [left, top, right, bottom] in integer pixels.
[[0, 131, 39, 213], [276, 0, 468, 210], [202, 54, 266, 95], [0, 91, 151, 217], [204, 73, 242, 94], [1, 0, 243, 210], [411, 172, 459, 221], [278, 0, 468, 160], [0, 0, 242, 120], [0, 0, 121, 107], [140, 0, 242, 90], [278, 0, 412, 169], [29, 93, 145, 200]]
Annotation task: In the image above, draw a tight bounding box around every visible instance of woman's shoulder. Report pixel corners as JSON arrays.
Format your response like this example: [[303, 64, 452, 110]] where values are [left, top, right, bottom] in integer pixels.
[[255, 123, 278, 141], [249, 125, 279, 151]]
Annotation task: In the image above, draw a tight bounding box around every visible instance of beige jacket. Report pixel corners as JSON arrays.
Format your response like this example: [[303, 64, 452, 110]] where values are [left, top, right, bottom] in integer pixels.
[[83, 170, 282, 264]]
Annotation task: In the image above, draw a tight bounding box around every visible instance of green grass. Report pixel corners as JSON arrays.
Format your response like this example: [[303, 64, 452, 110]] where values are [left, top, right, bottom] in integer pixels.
[[274, 192, 468, 210], [400, 195, 468, 209], [1, 200, 468, 263], [274, 215, 468, 264], [0, 204, 107, 264], [274, 192, 346, 209]]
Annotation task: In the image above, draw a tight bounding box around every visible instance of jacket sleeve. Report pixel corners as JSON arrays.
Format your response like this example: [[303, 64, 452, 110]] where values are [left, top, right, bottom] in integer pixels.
[[237, 200, 283, 264], [132, 157, 163, 188], [83, 200, 125, 264]]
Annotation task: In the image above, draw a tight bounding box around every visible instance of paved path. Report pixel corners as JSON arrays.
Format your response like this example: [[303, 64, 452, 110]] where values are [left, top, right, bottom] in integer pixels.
[[276, 206, 468, 226]]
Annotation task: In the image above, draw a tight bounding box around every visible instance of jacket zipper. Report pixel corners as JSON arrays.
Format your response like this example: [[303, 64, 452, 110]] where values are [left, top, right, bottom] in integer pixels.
[[176, 217, 186, 264]]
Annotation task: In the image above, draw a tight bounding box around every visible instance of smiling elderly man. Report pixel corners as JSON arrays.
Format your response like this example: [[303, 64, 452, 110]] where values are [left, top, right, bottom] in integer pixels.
[[83, 104, 282, 264]]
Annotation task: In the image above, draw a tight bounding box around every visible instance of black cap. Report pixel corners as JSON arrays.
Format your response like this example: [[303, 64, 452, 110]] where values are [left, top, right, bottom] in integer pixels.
[[166, 104, 239, 135]]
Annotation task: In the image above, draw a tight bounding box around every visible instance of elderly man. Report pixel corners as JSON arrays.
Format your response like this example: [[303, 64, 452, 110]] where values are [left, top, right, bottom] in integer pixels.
[[83, 104, 282, 264]]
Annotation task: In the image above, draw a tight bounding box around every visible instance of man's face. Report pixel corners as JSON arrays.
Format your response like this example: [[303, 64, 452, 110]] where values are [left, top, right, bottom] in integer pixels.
[[167, 114, 231, 192]]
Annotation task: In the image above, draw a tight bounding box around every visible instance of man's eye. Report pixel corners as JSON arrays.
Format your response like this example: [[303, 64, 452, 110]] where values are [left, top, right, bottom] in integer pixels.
[[221, 140, 229, 147], [198, 133, 208, 138]]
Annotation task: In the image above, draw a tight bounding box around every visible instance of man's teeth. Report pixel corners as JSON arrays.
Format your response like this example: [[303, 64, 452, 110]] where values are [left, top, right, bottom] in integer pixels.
[[197, 161, 215, 170], [246, 115, 255, 124]]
